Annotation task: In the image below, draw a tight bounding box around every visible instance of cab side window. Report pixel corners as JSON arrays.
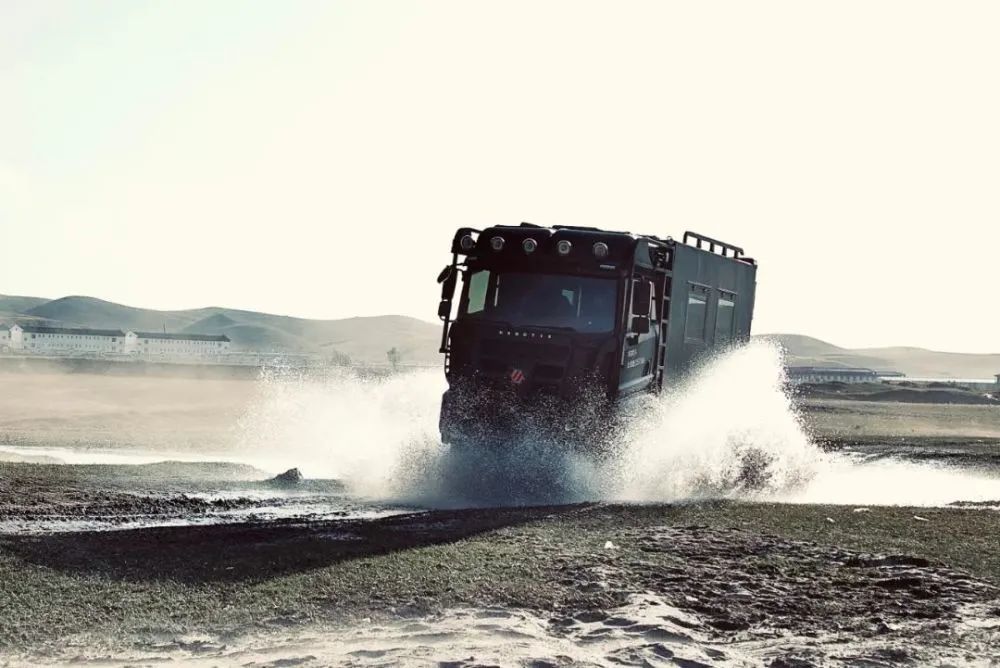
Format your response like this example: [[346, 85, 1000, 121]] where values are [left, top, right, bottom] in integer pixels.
[[465, 270, 490, 315]]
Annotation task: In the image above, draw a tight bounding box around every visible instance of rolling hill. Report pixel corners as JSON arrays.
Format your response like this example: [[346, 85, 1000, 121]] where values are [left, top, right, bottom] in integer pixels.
[[757, 334, 1000, 379], [2, 295, 996, 376], [0, 294, 442, 365], [0, 295, 50, 321]]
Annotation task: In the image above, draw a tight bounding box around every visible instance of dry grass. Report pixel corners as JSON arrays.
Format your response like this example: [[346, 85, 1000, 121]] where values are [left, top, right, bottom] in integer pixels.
[[799, 398, 1000, 440]]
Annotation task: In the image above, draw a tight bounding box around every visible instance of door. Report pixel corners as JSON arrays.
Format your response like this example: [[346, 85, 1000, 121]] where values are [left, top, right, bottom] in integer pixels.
[[618, 276, 659, 395]]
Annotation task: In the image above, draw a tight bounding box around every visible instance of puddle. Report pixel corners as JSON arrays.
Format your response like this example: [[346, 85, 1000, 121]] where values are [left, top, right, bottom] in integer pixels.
[[0, 502, 412, 535]]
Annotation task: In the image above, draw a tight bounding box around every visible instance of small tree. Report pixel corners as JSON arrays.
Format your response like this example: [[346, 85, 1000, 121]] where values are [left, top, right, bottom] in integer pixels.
[[329, 350, 352, 366], [386, 347, 401, 371]]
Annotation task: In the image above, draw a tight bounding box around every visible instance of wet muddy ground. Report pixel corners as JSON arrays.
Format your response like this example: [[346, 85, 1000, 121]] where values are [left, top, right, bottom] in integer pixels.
[[0, 459, 410, 534], [1, 444, 1000, 666], [818, 436, 1000, 473], [0, 501, 998, 666], [1, 372, 1000, 666]]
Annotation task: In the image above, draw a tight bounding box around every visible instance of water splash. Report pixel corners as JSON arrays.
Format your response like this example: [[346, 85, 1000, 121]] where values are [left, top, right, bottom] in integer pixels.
[[610, 343, 819, 502], [235, 366, 444, 492], [236, 342, 822, 506]]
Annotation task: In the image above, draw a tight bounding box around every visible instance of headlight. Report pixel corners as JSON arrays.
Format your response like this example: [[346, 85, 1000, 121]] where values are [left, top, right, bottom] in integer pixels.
[[522, 238, 538, 254], [556, 240, 572, 256], [490, 236, 505, 251], [593, 242, 609, 259]]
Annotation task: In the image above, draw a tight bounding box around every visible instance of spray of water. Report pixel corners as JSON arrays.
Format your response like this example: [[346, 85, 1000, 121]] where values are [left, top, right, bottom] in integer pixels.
[[237, 342, 825, 506], [236, 366, 444, 491], [610, 343, 819, 502]]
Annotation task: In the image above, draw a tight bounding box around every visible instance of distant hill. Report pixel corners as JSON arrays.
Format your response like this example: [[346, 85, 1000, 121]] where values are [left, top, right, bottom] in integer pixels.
[[25, 295, 207, 332], [758, 334, 1000, 379], [0, 295, 49, 320], [1, 294, 441, 365], [3, 294, 996, 376]]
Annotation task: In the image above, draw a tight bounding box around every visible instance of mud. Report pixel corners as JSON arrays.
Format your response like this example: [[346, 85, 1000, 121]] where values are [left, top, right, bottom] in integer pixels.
[[2, 506, 997, 666], [0, 461, 405, 533]]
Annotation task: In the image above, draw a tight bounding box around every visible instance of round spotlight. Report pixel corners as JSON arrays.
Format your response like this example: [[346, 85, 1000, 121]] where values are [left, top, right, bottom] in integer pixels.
[[522, 238, 538, 254], [556, 240, 572, 256], [459, 234, 475, 251], [593, 242, 610, 259], [490, 236, 505, 251]]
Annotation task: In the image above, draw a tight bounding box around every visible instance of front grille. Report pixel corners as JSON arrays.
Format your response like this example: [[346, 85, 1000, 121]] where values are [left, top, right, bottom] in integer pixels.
[[535, 364, 565, 380], [480, 358, 508, 374], [479, 339, 571, 363]]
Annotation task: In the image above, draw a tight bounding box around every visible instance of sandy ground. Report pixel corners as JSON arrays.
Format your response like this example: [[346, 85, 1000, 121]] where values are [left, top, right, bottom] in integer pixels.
[[3, 370, 998, 449], [1, 370, 999, 666], [799, 398, 1000, 441], [0, 372, 256, 451]]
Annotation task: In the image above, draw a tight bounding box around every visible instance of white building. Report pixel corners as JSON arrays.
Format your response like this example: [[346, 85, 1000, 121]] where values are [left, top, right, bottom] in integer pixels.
[[785, 366, 883, 385], [13, 324, 126, 354], [129, 331, 231, 357], [1, 324, 230, 359]]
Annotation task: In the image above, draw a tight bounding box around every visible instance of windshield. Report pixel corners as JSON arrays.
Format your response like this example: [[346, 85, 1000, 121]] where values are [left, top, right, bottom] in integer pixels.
[[460, 270, 618, 333]]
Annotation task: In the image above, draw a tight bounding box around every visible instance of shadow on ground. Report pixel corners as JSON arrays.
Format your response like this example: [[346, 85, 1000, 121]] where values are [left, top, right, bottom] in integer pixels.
[[0, 504, 588, 584]]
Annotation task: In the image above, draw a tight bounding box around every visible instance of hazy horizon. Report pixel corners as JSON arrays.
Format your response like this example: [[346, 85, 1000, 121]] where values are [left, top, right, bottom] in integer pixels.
[[3, 2, 998, 353], [4, 290, 998, 357]]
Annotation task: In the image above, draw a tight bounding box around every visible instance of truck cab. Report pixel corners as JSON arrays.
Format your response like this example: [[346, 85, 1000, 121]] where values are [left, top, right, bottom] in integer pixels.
[[435, 223, 757, 449]]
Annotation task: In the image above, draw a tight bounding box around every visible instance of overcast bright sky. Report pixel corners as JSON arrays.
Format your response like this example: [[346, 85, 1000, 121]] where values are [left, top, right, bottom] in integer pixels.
[[1, 1, 997, 352]]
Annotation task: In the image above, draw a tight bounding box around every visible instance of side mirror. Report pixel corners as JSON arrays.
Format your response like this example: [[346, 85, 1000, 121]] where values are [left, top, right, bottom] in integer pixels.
[[440, 269, 457, 300], [438, 299, 452, 319], [631, 316, 650, 335], [438, 265, 458, 321], [632, 280, 651, 317]]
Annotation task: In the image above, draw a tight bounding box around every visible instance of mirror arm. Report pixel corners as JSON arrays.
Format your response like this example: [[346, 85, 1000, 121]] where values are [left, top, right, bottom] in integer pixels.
[[438, 253, 458, 354]]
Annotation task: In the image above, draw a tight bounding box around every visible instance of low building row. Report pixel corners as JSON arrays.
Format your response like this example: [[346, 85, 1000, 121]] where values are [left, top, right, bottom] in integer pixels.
[[785, 366, 887, 385], [0, 324, 230, 357], [786, 365, 1000, 390]]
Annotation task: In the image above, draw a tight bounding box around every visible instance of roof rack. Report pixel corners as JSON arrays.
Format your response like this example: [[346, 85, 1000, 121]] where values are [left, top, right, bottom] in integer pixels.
[[683, 231, 744, 258], [552, 225, 604, 232]]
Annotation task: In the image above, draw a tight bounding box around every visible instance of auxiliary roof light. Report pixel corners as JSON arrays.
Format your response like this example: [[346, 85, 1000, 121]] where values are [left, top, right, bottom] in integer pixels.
[[522, 238, 538, 254], [556, 240, 572, 256], [459, 234, 476, 251], [593, 242, 610, 259], [490, 236, 505, 251]]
